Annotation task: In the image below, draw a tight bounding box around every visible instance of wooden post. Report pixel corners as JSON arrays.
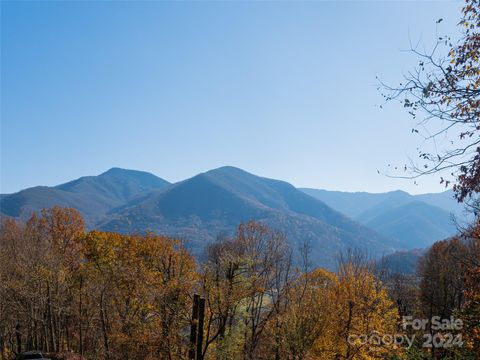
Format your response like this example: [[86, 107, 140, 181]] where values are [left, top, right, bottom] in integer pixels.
[[79, 276, 84, 357], [189, 294, 206, 360], [189, 294, 200, 359], [196, 297, 205, 360]]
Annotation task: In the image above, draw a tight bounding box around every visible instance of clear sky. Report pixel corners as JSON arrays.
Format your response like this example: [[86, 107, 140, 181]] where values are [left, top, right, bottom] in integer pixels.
[[1, 0, 463, 194]]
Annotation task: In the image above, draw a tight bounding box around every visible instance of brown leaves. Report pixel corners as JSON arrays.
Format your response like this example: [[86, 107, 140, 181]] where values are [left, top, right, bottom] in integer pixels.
[[0, 209, 197, 360]]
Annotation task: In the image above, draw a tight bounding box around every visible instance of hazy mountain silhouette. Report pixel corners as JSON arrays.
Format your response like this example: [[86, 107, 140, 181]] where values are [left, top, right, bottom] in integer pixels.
[[301, 188, 462, 248], [0, 168, 170, 226], [363, 201, 456, 248], [300, 189, 412, 219], [376, 248, 426, 275]]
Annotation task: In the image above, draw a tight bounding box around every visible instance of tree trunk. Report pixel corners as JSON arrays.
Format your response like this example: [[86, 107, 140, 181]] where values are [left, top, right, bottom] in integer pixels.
[[47, 281, 56, 353], [15, 321, 21, 355], [100, 291, 110, 360], [79, 276, 83, 357]]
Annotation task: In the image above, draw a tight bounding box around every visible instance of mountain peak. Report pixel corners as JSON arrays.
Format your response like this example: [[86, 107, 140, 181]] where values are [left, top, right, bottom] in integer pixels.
[[97, 168, 170, 187], [205, 166, 251, 176], [100, 167, 152, 177], [0, 168, 171, 227], [102, 167, 128, 175]]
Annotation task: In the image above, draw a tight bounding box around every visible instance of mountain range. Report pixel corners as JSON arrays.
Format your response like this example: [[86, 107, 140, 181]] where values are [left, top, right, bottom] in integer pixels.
[[0, 167, 462, 269], [0, 168, 170, 227], [300, 188, 463, 249]]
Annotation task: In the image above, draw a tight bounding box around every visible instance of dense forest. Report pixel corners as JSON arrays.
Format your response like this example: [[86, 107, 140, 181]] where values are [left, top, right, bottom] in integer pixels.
[[0, 207, 478, 360]]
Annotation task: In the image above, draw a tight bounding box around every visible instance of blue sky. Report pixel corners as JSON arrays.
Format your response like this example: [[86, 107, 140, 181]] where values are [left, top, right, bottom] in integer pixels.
[[1, 1, 462, 194]]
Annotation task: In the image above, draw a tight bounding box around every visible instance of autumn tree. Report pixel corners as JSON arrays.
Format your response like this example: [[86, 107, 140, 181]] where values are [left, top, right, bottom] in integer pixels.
[[81, 231, 197, 360], [414, 229, 480, 359], [319, 261, 399, 360], [272, 268, 337, 360], [200, 221, 292, 360], [418, 239, 467, 322], [0, 208, 197, 360], [382, 0, 480, 202], [201, 235, 250, 359], [0, 218, 24, 359], [200, 226, 401, 360], [455, 219, 480, 355], [0, 207, 84, 358]]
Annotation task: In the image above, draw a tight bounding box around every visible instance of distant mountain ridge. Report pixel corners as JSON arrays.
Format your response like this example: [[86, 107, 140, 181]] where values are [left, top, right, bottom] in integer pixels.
[[300, 188, 463, 218], [300, 188, 462, 249], [0, 168, 170, 227]]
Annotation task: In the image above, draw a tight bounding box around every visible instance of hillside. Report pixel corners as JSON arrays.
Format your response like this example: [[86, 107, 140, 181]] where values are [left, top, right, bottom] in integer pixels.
[[100, 166, 398, 268], [301, 188, 462, 248], [300, 189, 413, 219], [364, 201, 456, 248], [376, 248, 426, 275], [0, 168, 170, 227]]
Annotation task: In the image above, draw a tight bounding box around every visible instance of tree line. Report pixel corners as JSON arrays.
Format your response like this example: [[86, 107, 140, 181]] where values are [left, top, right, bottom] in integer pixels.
[[0, 207, 479, 359]]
